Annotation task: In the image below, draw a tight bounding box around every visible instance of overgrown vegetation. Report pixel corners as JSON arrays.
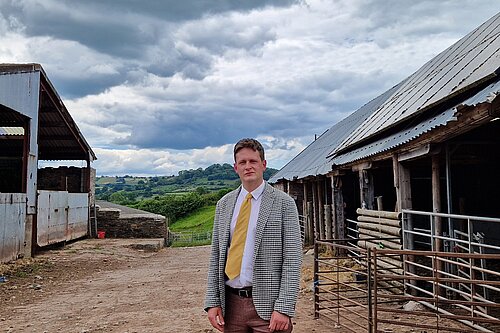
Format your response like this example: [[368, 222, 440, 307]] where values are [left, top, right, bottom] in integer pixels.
[[95, 163, 278, 203], [130, 188, 230, 223]]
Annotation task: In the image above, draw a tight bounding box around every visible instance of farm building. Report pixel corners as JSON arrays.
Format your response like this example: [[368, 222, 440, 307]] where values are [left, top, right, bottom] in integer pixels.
[[270, 13, 500, 332], [0, 63, 96, 264]]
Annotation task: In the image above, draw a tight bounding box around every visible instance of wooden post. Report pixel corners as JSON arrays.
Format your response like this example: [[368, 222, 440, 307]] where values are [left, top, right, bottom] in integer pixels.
[[432, 154, 444, 297], [359, 169, 374, 210], [376, 196, 383, 211], [333, 176, 345, 241], [303, 182, 309, 244], [312, 181, 318, 240], [317, 179, 325, 239], [325, 204, 332, 239], [330, 176, 337, 239], [395, 157, 415, 294], [432, 155, 442, 251], [307, 201, 314, 244], [393, 154, 400, 210]]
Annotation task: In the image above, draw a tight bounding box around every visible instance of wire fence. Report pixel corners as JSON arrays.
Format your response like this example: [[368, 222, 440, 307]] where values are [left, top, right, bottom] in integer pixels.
[[167, 230, 213, 246]]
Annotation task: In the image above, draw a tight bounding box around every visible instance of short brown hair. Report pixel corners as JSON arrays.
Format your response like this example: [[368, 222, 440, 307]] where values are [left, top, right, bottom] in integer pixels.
[[234, 138, 265, 161]]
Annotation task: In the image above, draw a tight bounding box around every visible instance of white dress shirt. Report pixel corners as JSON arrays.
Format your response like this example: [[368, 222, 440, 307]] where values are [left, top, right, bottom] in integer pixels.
[[225, 181, 265, 288]]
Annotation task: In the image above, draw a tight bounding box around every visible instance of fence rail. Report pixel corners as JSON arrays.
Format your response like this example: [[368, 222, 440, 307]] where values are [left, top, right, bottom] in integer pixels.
[[314, 237, 500, 332]]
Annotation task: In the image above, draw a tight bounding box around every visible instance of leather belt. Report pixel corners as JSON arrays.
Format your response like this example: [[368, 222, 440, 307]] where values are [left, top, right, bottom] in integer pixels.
[[226, 286, 253, 298]]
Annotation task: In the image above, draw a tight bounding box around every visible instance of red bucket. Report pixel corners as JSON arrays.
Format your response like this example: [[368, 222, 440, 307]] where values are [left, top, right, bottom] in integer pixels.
[[97, 231, 106, 239]]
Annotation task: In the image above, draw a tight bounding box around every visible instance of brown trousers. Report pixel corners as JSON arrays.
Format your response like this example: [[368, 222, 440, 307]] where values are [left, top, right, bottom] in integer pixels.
[[224, 292, 293, 333]]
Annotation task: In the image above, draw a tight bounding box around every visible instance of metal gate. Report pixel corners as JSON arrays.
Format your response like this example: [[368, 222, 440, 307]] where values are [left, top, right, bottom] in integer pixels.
[[37, 190, 88, 246], [314, 240, 500, 332]]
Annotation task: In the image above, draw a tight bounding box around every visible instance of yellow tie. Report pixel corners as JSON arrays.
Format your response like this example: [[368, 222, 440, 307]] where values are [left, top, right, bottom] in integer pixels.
[[225, 193, 253, 280]]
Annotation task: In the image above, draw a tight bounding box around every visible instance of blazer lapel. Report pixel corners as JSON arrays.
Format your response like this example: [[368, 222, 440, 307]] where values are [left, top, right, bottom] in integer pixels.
[[222, 186, 241, 247], [254, 183, 275, 253]]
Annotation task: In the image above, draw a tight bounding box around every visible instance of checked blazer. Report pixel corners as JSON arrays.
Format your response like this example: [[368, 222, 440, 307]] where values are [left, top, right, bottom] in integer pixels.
[[204, 182, 302, 321]]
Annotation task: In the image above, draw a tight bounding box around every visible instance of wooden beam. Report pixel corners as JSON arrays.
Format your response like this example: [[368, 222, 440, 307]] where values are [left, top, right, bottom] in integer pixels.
[[359, 169, 374, 210]]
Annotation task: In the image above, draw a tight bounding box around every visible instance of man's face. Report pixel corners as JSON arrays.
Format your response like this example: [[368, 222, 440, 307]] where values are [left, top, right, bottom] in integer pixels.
[[234, 147, 267, 188]]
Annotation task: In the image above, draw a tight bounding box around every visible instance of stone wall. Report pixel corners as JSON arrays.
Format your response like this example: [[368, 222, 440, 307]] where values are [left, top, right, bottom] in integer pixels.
[[96, 207, 168, 239]]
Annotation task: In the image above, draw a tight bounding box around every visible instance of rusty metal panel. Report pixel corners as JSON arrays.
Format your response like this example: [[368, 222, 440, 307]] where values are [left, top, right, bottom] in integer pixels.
[[0, 193, 26, 263], [37, 191, 67, 246], [67, 193, 89, 241]]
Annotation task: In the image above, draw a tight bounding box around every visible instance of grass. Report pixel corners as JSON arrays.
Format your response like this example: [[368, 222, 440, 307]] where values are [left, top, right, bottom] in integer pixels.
[[169, 205, 215, 246], [170, 205, 215, 233]]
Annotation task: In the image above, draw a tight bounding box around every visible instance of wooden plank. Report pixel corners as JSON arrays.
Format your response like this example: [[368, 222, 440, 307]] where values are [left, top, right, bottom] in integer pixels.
[[357, 239, 402, 250], [357, 227, 401, 243], [356, 208, 401, 220], [357, 215, 401, 227], [355, 222, 401, 236]]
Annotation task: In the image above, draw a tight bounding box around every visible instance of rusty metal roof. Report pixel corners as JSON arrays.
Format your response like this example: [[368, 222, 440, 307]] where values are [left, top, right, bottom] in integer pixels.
[[0, 64, 96, 161], [270, 13, 500, 183]]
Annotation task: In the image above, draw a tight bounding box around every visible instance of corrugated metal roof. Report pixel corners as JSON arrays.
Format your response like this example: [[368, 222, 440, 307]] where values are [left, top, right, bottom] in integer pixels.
[[332, 12, 500, 155], [0, 64, 97, 161], [270, 12, 500, 184], [331, 80, 500, 165], [268, 83, 403, 183], [0, 127, 24, 135]]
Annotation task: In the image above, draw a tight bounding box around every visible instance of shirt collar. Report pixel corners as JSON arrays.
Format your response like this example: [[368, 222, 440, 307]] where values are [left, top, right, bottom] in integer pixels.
[[241, 181, 265, 200]]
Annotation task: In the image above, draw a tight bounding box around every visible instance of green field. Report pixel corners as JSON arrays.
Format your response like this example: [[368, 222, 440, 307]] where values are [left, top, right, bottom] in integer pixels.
[[169, 205, 216, 247], [170, 205, 215, 233]]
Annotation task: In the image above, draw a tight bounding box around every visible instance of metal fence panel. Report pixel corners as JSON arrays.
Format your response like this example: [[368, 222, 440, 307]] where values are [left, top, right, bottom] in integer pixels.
[[67, 193, 89, 241], [314, 239, 373, 333], [37, 191, 88, 246], [0, 193, 26, 263]]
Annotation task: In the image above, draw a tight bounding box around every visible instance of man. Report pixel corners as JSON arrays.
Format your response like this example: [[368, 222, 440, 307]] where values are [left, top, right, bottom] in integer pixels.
[[205, 138, 302, 333]]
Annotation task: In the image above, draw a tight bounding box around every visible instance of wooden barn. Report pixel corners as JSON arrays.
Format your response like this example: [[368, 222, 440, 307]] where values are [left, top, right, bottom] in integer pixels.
[[0, 63, 96, 264], [270, 13, 500, 332]]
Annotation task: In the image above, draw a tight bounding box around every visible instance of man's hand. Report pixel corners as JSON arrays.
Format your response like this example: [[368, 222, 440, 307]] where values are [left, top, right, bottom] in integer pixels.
[[207, 306, 225, 332], [268, 311, 290, 332]]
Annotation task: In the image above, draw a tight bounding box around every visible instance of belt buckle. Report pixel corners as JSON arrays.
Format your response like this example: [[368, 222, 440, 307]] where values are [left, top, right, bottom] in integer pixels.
[[238, 289, 250, 297]]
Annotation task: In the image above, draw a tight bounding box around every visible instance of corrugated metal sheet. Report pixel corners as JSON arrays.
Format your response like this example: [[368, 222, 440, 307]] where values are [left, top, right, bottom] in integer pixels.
[[0, 70, 40, 119], [0, 127, 24, 135], [0, 193, 26, 263], [332, 12, 500, 155], [269, 83, 403, 182], [67, 193, 90, 241], [37, 191, 89, 247], [331, 79, 500, 165]]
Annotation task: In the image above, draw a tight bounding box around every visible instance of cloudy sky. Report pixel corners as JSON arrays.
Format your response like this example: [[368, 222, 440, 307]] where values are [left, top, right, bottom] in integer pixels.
[[1, 0, 499, 176]]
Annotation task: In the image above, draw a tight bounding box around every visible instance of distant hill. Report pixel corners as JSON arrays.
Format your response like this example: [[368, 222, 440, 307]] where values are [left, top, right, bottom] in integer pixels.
[[95, 163, 278, 201]]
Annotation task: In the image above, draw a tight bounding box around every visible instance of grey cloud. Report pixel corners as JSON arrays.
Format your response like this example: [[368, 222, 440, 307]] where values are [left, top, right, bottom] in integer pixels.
[[51, 72, 126, 99], [93, 64, 401, 152], [355, 0, 499, 38], [178, 20, 277, 54], [5, 0, 295, 57], [51, 0, 299, 22]]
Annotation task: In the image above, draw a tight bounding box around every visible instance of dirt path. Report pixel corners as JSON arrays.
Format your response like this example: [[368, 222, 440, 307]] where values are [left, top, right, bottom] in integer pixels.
[[1, 239, 338, 333]]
